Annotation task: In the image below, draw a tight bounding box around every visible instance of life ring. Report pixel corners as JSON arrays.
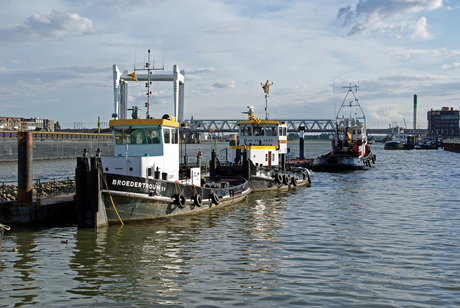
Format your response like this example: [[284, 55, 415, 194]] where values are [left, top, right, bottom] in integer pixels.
[[283, 174, 289, 185], [194, 194, 202, 207], [211, 192, 220, 205], [174, 192, 186, 208], [275, 173, 282, 183], [291, 177, 297, 186]]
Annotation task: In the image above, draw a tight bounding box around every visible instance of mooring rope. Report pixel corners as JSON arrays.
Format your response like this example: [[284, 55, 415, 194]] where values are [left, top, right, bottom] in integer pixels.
[[174, 181, 182, 195], [0, 223, 10, 231], [102, 172, 124, 226]]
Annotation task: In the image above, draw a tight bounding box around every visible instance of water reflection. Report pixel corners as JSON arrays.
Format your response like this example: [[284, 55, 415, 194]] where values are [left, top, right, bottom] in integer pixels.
[[1, 144, 460, 306], [10, 230, 40, 306]]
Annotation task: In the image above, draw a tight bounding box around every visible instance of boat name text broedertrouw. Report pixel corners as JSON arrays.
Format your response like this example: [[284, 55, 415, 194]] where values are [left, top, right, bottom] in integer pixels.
[[244, 138, 276, 144], [111, 179, 166, 191]]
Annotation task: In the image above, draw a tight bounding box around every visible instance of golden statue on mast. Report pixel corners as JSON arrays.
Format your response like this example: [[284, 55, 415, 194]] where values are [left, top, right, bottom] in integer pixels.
[[261, 80, 273, 120]]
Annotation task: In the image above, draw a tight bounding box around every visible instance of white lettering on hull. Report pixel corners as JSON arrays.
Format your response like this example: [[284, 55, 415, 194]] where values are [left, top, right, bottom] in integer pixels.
[[111, 179, 165, 191]]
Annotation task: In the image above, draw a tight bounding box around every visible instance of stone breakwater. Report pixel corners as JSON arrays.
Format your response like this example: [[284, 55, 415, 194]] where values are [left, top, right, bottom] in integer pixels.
[[1, 180, 75, 201]]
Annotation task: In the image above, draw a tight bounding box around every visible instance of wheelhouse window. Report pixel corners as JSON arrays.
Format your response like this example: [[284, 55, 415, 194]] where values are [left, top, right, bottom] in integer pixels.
[[171, 128, 179, 144], [264, 127, 276, 136], [254, 127, 263, 136], [279, 127, 287, 136], [243, 126, 252, 136], [163, 128, 170, 144], [114, 127, 162, 145], [240, 125, 247, 137]]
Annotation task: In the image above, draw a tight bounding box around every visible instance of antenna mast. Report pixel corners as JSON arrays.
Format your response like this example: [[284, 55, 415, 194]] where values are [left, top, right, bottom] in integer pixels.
[[133, 49, 164, 119], [261, 80, 273, 120]]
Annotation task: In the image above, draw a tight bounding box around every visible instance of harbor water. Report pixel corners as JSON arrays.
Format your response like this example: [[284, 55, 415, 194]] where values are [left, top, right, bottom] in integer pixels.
[[1, 142, 459, 306]]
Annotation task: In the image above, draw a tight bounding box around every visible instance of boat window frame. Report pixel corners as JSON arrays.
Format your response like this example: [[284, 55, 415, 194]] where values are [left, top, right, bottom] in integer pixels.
[[264, 126, 276, 136], [254, 127, 263, 136], [163, 128, 171, 144], [114, 126, 163, 145], [171, 128, 179, 144]]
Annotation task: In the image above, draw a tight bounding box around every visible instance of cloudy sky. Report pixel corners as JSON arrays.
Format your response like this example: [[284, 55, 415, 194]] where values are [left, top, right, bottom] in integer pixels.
[[1, 0, 459, 129]]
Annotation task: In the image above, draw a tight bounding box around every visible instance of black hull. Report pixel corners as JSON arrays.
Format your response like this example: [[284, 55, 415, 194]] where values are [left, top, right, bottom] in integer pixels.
[[415, 146, 441, 150], [384, 142, 414, 150], [210, 154, 311, 192], [311, 154, 376, 172], [75, 157, 251, 227], [103, 189, 248, 224], [247, 173, 311, 192]]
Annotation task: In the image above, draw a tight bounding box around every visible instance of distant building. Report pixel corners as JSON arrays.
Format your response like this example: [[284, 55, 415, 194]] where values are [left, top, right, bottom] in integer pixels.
[[427, 107, 459, 138], [0, 116, 22, 131], [0, 116, 55, 132]]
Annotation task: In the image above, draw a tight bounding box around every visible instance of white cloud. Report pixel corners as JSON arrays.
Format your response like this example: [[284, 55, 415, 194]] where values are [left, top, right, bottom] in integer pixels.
[[0, 10, 95, 42], [442, 62, 460, 70], [337, 0, 443, 39], [211, 80, 236, 89], [407, 16, 432, 39]]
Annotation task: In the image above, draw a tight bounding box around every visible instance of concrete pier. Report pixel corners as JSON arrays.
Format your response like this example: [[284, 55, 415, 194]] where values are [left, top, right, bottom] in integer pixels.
[[0, 196, 76, 226], [443, 139, 460, 153], [0, 133, 77, 227]]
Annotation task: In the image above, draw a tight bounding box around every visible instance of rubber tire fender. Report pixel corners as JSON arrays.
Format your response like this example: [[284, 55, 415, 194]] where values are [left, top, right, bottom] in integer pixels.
[[194, 194, 203, 207], [211, 192, 220, 205], [275, 173, 283, 183], [283, 174, 289, 185], [174, 192, 186, 208], [291, 177, 297, 186]]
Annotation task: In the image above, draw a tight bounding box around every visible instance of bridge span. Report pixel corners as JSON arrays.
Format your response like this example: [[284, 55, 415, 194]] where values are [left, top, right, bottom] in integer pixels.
[[182, 119, 427, 135]]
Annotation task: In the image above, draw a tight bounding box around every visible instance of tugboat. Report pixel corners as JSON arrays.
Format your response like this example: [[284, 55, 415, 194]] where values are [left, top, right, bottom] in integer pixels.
[[209, 81, 311, 191], [75, 50, 250, 227], [312, 84, 376, 172], [384, 127, 416, 150]]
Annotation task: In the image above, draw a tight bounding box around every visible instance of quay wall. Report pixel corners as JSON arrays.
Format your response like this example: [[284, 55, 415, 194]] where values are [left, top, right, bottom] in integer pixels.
[[0, 131, 113, 162], [443, 139, 460, 153]]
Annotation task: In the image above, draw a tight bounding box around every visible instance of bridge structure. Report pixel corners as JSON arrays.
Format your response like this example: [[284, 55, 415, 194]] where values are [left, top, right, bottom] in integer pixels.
[[182, 119, 427, 135]]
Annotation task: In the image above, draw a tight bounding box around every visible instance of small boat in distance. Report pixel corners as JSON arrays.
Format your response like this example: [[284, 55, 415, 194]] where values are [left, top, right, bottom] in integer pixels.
[[209, 81, 311, 191], [415, 135, 443, 150], [312, 84, 376, 172], [75, 50, 250, 227], [384, 127, 416, 150]]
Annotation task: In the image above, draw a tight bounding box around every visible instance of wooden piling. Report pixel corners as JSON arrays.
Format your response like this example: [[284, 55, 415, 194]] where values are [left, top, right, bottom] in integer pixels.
[[17, 132, 33, 203]]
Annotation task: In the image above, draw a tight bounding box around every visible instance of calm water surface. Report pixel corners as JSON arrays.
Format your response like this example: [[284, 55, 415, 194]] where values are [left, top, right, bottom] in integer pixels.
[[1, 142, 459, 307]]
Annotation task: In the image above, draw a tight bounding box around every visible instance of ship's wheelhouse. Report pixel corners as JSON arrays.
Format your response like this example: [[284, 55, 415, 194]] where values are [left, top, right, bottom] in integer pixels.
[[230, 120, 288, 167], [101, 118, 180, 181]]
